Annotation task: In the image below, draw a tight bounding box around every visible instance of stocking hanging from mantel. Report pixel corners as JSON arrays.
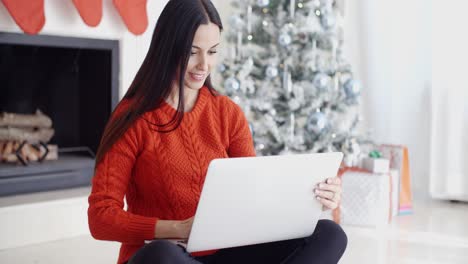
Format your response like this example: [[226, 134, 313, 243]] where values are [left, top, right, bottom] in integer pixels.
[[0, 0, 149, 35], [113, 0, 148, 35], [72, 0, 103, 27], [1, 0, 45, 34]]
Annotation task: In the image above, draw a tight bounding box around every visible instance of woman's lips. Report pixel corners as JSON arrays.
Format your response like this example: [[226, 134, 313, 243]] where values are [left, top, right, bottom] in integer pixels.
[[189, 72, 205, 81]]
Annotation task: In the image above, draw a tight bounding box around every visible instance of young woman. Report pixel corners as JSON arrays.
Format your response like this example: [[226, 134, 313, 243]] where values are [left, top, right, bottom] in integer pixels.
[[88, 0, 347, 263]]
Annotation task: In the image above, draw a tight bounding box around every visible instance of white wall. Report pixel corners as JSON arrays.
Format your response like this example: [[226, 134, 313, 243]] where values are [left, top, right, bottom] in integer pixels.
[[343, 0, 432, 199]]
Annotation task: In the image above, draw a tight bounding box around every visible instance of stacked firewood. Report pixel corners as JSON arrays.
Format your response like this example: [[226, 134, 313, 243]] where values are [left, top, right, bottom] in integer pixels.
[[0, 110, 58, 165]]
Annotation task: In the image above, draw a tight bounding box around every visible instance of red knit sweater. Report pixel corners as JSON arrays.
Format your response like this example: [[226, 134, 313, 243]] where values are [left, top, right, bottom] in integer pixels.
[[87, 87, 256, 264]]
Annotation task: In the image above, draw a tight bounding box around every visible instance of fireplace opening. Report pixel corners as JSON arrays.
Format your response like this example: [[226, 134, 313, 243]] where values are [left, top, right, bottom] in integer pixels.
[[0, 32, 119, 196]]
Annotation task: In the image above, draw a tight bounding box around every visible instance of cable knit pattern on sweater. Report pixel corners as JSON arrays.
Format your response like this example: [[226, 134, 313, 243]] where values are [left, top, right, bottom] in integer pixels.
[[87, 87, 256, 264]]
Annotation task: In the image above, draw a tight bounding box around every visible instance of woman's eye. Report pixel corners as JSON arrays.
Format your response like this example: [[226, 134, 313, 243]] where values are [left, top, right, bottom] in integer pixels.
[[209, 50, 217, 55], [190, 52, 197, 55]]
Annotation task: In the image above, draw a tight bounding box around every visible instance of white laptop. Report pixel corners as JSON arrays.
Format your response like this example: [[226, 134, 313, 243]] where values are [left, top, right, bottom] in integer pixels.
[[184, 152, 343, 253]]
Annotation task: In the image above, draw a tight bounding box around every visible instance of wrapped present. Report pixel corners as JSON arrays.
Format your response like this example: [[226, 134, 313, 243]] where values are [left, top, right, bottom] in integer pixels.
[[341, 172, 390, 227], [332, 168, 392, 227], [362, 157, 390, 173], [379, 144, 413, 215]]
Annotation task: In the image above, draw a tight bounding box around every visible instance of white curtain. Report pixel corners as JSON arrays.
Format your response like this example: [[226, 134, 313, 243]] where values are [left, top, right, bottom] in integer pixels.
[[429, 88, 468, 201], [430, 1, 468, 201]]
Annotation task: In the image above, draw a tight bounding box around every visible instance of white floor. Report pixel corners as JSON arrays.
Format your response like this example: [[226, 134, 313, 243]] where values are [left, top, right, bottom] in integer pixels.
[[1, 197, 468, 263]]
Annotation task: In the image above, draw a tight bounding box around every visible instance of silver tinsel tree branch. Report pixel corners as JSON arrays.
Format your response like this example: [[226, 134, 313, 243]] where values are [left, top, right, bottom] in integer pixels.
[[218, 0, 373, 166]]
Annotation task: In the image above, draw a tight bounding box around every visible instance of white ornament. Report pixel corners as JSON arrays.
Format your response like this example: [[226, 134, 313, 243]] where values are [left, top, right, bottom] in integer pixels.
[[278, 33, 292, 47], [257, 0, 270, 8], [265, 65, 279, 78]]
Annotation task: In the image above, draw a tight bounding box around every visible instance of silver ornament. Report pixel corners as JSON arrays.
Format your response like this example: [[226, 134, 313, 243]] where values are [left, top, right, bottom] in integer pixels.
[[224, 77, 240, 94], [233, 95, 241, 104], [256, 143, 266, 151], [257, 0, 270, 7], [229, 15, 244, 31], [321, 14, 336, 30], [278, 33, 292, 47], [306, 112, 328, 134], [313, 73, 331, 91], [265, 65, 279, 78], [217, 64, 226, 73], [343, 78, 361, 99]]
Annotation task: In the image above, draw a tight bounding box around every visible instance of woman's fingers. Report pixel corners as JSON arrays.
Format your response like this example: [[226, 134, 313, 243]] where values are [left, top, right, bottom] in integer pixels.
[[316, 182, 341, 194], [315, 177, 342, 211], [326, 177, 341, 185], [316, 195, 339, 210], [314, 189, 335, 200]]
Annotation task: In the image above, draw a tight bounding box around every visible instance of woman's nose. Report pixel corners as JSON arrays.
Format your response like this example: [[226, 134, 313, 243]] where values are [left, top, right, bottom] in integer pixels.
[[197, 55, 208, 71]]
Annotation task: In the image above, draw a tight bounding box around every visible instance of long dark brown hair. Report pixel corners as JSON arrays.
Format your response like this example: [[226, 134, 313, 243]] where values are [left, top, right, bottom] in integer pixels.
[[95, 0, 223, 164]]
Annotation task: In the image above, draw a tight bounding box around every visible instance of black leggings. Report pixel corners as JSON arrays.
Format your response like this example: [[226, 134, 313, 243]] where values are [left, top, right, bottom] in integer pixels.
[[127, 219, 347, 264]]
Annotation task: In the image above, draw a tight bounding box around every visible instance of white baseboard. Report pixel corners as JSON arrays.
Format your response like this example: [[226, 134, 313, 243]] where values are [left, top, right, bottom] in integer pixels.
[[0, 187, 91, 250]]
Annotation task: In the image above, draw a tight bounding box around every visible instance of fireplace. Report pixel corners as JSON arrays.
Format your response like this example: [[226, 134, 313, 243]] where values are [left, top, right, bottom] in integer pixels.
[[0, 32, 119, 196]]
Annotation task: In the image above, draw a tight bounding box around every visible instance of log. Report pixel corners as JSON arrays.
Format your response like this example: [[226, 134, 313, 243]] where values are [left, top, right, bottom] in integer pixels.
[[42, 144, 58, 161], [0, 141, 58, 164], [0, 127, 54, 144], [0, 110, 53, 128], [24, 143, 38, 162], [3, 141, 14, 158]]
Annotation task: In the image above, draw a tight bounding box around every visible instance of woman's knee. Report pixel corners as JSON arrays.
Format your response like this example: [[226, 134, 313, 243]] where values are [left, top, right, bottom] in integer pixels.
[[128, 240, 186, 264], [312, 219, 348, 253]]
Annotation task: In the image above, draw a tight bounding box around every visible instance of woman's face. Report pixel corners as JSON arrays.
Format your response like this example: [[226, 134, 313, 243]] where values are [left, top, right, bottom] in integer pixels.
[[184, 22, 220, 91]]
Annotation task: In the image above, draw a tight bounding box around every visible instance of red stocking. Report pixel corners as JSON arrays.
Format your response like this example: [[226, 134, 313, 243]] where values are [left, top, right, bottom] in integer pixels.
[[113, 0, 148, 35], [1, 0, 45, 34], [72, 0, 103, 27]]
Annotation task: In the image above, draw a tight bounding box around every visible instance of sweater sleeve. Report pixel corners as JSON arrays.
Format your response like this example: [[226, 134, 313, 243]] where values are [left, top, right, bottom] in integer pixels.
[[88, 115, 158, 244], [227, 101, 256, 158]]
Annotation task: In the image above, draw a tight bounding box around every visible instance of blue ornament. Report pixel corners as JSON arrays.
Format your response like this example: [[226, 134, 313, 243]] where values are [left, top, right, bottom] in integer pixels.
[[224, 77, 240, 94], [313, 73, 331, 91], [343, 78, 361, 99], [306, 112, 328, 134]]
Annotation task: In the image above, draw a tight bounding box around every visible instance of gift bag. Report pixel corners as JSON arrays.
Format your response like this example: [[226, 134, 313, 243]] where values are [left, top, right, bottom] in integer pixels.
[[379, 145, 413, 215]]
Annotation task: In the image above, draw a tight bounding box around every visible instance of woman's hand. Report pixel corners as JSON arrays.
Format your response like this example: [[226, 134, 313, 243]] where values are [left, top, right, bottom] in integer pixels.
[[174, 216, 194, 239], [155, 216, 194, 239], [314, 177, 342, 211]]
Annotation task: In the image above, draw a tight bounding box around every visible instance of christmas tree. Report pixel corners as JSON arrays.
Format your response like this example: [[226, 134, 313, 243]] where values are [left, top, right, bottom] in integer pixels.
[[217, 0, 368, 166]]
